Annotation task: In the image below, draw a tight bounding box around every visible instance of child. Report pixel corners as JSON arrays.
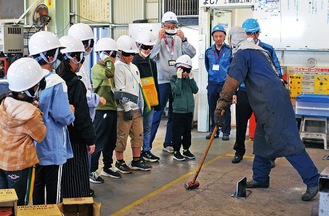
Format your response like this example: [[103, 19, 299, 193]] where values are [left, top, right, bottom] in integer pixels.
[[0, 58, 47, 205], [57, 35, 96, 198], [170, 55, 199, 161], [90, 37, 121, 183], [132, 30, 161, 162], [114, 35, 152, 173]]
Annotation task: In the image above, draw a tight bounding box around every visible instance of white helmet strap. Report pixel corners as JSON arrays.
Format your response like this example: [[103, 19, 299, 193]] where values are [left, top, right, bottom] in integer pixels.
[[36, 48, 59, 64]]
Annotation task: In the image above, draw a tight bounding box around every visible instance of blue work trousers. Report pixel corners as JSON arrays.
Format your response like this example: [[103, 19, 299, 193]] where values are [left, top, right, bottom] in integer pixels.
[[150, 83, 173, 147], [252, 150, 319, 188], [207, 82, 231, 135]]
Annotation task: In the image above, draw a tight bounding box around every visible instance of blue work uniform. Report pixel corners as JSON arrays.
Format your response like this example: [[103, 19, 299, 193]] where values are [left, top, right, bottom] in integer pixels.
[[227, 48, 319, 187], [205, 43, 231, 136], [234, 40, 282, 155]]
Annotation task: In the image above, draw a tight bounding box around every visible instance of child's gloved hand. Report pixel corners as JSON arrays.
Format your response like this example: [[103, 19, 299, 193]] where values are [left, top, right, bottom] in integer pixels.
[[177, 68, 183, 79], [189, 71, 194, 79]]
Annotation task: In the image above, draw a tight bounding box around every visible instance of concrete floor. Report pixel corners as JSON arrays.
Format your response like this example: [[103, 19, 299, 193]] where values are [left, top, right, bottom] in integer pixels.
[[91, 120, 329, 216]]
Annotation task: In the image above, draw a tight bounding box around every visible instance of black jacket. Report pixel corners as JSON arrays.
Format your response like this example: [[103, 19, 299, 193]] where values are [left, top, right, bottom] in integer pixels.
[[132, 54, 161, 110], [61, 72, 96, 146]]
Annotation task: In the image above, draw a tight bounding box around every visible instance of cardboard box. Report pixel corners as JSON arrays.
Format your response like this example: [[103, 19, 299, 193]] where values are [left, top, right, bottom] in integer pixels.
[[17, 204, 61, 216], [58, 197, 101, 216], [0, 189, 18, 216]]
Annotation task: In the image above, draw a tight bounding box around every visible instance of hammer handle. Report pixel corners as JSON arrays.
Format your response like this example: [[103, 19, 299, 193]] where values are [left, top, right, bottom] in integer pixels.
[[191, 125, 219, 183]]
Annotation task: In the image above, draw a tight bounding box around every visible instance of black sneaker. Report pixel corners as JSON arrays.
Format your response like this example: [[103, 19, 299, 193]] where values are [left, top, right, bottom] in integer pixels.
[[89, 172, 104, 184], [115, 161, 132, 174], [232, 155, 243, 164], [131, 158, 152, 171], [183, 149, 195, 159], [141, 151, 160, 162], [89, 189, 94, 197], [173, 151, 186, 161], [101, 167, 122, 179]]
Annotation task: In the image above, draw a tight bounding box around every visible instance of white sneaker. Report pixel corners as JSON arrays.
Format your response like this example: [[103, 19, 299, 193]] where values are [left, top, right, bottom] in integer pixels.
[[163, 146, 174, 153]]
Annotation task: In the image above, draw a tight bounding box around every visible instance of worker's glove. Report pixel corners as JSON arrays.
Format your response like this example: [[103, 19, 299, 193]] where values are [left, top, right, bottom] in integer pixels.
[[214, 107, 225, 127], [124, 110, 133, 121], [119, 97, 130, 105], [189, 71, 194, 79], [177, 68, 183, 79]]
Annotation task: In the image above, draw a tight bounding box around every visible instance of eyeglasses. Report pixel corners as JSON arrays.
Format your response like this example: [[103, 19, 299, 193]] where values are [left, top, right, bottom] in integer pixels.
[[140, 44, 153, 50], [163, 24, 177, 30], [121, 51, 135, 57]]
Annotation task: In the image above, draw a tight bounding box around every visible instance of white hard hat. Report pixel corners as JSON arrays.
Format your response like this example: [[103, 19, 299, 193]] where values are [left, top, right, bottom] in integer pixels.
[[95, 37, 118, 52], [135, 30, 156, 46], [162, 11, 178, 24], [68, 23, 94, 41], [116, 35, 138, 53], [28, 31, 63, 56], [175, 54, 192, 68], [59, 36, 85, 54], [7, 58, 47, 92]]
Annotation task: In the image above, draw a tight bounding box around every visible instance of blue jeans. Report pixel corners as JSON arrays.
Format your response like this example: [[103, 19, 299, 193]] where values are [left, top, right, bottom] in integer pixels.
[[252, 150, 319, 187], [143, 108, 154, 152], [150, 83, 173, 147], [0, 167, 30, 205]]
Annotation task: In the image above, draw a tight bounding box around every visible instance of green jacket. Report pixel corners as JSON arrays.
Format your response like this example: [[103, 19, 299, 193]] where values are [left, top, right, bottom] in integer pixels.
[[170, 75, 199, 113], [91, 57, 117, 111]]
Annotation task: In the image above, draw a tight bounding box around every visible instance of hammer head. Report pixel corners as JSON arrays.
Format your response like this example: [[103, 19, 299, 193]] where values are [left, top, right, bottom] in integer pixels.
[[184, 181, 200, 190]]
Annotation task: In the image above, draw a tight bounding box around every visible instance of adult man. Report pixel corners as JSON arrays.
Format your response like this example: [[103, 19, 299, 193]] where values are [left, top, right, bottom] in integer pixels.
[[214, 26, 319, 201], [204, 25, 231, 141], [149, 11, 196, 153], [232, 18, 282, 164]]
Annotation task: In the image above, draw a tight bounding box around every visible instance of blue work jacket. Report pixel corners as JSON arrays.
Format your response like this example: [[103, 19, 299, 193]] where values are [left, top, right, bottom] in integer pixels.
[[205, 43, 231, 84]]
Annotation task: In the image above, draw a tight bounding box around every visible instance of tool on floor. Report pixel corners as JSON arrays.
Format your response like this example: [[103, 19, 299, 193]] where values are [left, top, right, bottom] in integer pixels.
[[184, 125, 219, 190], [231, 177, 251, 199]]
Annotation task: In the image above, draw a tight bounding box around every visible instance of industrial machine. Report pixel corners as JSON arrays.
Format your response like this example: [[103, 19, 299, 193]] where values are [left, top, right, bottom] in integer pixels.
[[0, 23, 24, 77]]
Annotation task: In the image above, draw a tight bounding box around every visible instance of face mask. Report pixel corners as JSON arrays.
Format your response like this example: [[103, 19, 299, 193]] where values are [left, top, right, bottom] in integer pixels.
[[165, 29, 177, 36], [99, 52, 108, 61], [84, 50, 91, 57], [140, 51, 150, 58], [247, 37, 254, 42], [52, 59, 61, 70]]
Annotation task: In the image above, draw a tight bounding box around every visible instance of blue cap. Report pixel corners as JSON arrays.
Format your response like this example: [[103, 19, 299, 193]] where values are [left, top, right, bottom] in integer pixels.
[[211, 25, 226, 35]]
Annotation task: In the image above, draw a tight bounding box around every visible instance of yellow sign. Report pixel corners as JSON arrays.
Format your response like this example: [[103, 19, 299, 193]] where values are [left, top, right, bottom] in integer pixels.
[[314, 75, 329, 94]]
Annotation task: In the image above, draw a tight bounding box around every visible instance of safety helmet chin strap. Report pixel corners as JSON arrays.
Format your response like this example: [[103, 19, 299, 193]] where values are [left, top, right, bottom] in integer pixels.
[[34, 48, 59, 64], [64, 52, 84, 72]]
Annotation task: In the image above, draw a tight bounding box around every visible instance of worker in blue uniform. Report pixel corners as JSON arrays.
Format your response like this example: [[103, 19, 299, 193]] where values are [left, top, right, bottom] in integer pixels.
[[232, 18, 283, 165], [214, 26, 319, 201], [204, 25, 232, 141]]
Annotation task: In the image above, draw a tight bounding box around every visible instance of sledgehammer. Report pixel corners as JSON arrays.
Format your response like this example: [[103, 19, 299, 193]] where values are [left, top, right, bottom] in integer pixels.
[[184, 125, 219, 190]]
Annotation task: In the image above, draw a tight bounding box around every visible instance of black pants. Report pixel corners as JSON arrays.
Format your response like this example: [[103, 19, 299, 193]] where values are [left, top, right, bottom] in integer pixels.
[[61, 141, 89, 199], [233, 90, 253, 156], [33, 164, 60, 204], [91, 110, 117, 172], [172, 112, 193, 152]]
